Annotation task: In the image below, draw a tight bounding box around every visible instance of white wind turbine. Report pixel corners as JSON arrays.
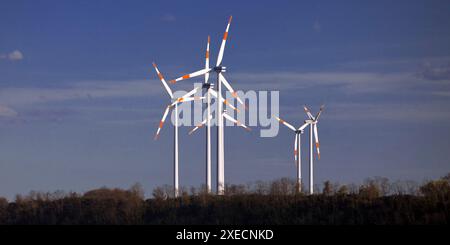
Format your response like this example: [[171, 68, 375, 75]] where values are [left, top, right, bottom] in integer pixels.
[[275, 116, 309, 193], [169, 16, 245, 195], [275, 105, 324, 194], [151, 62, 204, 198], [303, 105, 324, 194], [195, 35, 239, 193]]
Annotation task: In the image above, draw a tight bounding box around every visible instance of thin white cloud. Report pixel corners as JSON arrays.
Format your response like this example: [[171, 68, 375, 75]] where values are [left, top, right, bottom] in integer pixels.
[[277, 101, 450, 124], [313, 21, 321, 33], [0, 105, 18, 118], [338, 56, 450, 75], [9, 50, 23, 61], [326, 102, 450, 122], [161, 14, 176, 22], [1, 68, 449, 124], [433, 91, 450, 97], [417, 61, 450, 81], [229, 71, 426, 94], [0, 79, 162, 106], [0, 50, 23, 61], [2, 61, 447, 109]]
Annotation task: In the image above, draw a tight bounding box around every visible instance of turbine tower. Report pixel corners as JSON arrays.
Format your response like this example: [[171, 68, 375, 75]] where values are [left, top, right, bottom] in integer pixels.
[[169, 16, 244, 195], [303, 105, 324, 194], [204, 36, 212, 193], [152, 63, 204, 197], [275, 116, 309, 193]]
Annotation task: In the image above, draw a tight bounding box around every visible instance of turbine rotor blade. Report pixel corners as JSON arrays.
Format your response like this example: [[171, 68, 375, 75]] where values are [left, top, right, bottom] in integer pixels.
[[152, 62, 173, 98], [223, 113, 251, 131], [220, 74, 244, 105], [182, 86, 202, 99], [205, 36, 210, 84], [315, 104, 325, 121], [314, 124, 320, 160], [170, 95, 204, 107], [298, 122, 309, 131], [188, 114, 213, 135], [303, 105, 315, 120], [154, 105, 171, 140], [216, 16, 232, 66], [275, 116, 296, 132], [169, 69, 210, 84], [179, 96, 205, 103], [210, 89, 239, 112]]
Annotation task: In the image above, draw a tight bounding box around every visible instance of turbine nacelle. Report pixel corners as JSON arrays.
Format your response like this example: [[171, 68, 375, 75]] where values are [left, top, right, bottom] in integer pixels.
[[213, 66, 226, 73], [295, 129, 304, 134], [202, 83, 214, 89]]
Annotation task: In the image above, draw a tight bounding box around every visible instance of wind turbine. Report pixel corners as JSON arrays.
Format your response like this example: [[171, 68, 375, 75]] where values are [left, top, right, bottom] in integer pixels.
[[151, 62, 204, 198], [275, 116, 309, 193], [303, 105, 324, 194], [169, 16, 244, 195]]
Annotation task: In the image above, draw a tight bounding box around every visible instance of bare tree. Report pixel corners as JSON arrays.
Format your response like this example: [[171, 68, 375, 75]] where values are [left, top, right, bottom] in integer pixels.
[[322, 181, 333, 196], [337, 185, 349, 195]]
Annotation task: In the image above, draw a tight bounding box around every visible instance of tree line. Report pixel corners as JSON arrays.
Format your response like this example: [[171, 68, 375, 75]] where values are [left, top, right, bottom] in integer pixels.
[[0, 174, 449, 225]]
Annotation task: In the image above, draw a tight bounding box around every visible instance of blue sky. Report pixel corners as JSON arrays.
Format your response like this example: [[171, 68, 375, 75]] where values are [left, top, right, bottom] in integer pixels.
[[1, 0, 450, 199]]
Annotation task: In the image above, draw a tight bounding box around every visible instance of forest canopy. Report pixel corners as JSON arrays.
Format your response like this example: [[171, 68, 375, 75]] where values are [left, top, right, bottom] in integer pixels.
[[0, 174, 449, 225]]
